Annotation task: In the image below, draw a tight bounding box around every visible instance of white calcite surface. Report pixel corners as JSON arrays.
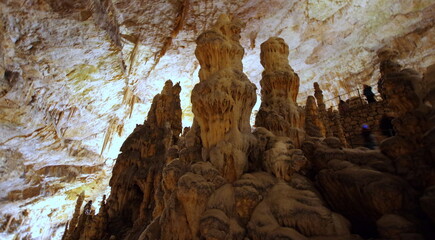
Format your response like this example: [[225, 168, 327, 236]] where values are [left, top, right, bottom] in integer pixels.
[[0, 0, 434, 239]]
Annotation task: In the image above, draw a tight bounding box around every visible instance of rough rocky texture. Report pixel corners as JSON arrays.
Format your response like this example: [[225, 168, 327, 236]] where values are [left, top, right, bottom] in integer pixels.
[[305, 96, 325, 138], [191, 14, 257, 182], [1, 1, 435, 239], [314, 82, 333, 137], [61, 16, 361, 240], [255, 37, 305, 147], [301, 137, 425, 238], [376, 56, 435, 235], [327, 109, 348, 148], [379, 54, 435, 190], [62, 80, 182, 239], [337, 100, 393, 147], [299, 53, 435, 239]]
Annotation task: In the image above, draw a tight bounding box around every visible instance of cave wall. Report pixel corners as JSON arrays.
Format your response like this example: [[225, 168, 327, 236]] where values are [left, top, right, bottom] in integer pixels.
[[0, 0, 434, 239], [61, 14, 435, 240], [337, 100, 392, 147]]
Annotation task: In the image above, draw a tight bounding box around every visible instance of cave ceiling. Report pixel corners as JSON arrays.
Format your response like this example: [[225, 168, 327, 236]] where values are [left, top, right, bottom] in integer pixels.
[[0, 0, 434, 238]]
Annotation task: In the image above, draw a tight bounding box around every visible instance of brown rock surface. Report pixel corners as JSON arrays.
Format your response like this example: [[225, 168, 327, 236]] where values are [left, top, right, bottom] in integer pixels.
[[191, 14, 257, 182], [314, 82, 332, 137], [1, 2, 435, 238], [379, 52, 435, 190], [255, 37, 305, 147], [305, 96, 325, 138], [62, 15, 361, 240], [62, 80, 182, 239], [301, 137, 425, 238]]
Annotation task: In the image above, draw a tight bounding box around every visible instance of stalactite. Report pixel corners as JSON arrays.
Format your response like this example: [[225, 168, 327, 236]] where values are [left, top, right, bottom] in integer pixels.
[[100, 118, 123, 155]]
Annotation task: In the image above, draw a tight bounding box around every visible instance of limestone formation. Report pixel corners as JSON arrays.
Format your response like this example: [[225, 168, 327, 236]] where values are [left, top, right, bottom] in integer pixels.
[[62, 15, 361, 240], [2, 2, 435, 239], [250, 127, 310, 181], [304, 95, 325, 138], [298, 50, 435, 239], [377, 48, 403, 100], [58, 15, 435, 240], [191, 14, 257, 182], [247, 177, 352, 240], [422, 64, 435, 107], [377, 59, 435, 233], [378, 53, 435, 190], [314, 82, 333, 137], [301, 137, 426, 238], [255, 37, 305, 147], [62, 80, 183, 239], [327, 109, 348, 147]]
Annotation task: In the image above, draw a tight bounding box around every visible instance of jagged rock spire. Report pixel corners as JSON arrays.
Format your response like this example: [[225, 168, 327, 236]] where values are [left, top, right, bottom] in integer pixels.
[[63, 80, 183, 239], [304, 95, 325, 138]]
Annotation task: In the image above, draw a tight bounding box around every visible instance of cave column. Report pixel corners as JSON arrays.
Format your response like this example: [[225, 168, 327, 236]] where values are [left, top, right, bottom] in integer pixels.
[[254, 37, 305, 147], [191, 14, 257, 182]]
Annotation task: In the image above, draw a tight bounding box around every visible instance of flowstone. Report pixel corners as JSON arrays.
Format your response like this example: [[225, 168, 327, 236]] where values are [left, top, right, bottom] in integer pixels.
[[255, 37, 305, 148], [62, 19, 435, 240], [192, 14, 257, 182]]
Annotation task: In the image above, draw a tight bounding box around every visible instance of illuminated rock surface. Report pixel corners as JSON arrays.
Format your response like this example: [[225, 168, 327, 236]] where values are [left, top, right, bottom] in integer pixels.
[[62, 15, 355, 240], [255, 37, 305, 148], [0, 0, 434, 239]]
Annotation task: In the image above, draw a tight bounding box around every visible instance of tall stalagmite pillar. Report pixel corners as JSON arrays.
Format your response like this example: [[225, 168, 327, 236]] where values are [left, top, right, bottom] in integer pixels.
[[304, 96, 325, 138], [191, 14, 257, 182], [313, 82, 331, 137], [254, 37, 305, 147]]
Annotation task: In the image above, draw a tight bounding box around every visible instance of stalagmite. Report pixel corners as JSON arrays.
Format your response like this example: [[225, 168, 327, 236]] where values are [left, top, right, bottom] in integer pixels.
[[304, 95, 325, 138], [328, 109, 348, 147], [191, 14, 257, 182], [377, 48, 402, 100], [255, 37, 305, 147], [60, 16, 435, 240], [376, 51, 435, 230], [314, 82, 332, 137]]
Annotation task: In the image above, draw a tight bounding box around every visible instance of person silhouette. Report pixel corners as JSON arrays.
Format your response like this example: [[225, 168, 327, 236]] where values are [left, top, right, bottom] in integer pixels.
[[379, 114, 395, 137], [363, 84, 376, 103], [361, 124, 376, 149]]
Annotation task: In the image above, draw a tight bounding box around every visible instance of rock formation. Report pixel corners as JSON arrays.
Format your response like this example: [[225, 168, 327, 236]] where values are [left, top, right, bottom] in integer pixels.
[[255, 37, 305, 147], [301, 135, 428, 239], [63, 80, 182, 239], [299, 50, 435, 239], [1, 2, 435, 239], [62, 15, 361, 240], [376, 53, 435, 234], [377, 48, 403, 100], [304, 95, 325, 138], [191, 14, 257, 182], [327, 109, 348, 147], [61, 16, 435, 240], [379, 55, 435, 190], [314, 82, 332, 137]]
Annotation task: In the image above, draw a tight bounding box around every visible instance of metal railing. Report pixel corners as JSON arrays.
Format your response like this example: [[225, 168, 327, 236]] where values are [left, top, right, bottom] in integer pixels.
[[324, 82, 382, 109]]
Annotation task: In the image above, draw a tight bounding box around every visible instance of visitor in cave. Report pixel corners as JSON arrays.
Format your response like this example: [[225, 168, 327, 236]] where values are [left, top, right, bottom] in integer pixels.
[[379, 114, 395, 137], [361, 124, 377, 149], [363, 84, 376, 103]]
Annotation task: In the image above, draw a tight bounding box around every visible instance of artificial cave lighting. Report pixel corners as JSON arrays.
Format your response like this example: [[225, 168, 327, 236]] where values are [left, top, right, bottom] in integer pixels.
[[0, 0, 434, 239]]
